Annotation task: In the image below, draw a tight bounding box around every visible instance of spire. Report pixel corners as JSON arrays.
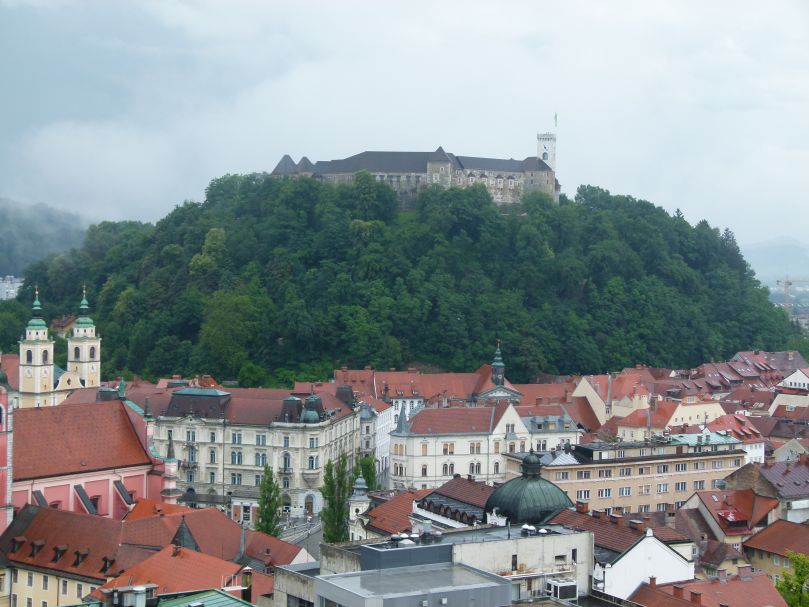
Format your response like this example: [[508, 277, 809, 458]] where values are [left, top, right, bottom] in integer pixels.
[[491, 340, 505, 386], [27, 286, 47, 329], [75, 285, 95, 328]]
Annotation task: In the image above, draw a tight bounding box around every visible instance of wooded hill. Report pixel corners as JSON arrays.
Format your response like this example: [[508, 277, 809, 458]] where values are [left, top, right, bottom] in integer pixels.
[[0, 174, 795, 385]]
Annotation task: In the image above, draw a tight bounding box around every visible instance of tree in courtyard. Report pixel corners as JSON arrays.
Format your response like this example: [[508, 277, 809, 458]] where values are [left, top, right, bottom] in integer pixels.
[[255, 465, 282, 537], [353, 454, 378, 491], [321, 452, 351, 543], [776, 550, 809, 607]]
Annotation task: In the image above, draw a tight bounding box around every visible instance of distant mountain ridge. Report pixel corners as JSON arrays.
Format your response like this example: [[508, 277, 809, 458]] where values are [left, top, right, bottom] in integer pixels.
[[0, 198, 88, 275]]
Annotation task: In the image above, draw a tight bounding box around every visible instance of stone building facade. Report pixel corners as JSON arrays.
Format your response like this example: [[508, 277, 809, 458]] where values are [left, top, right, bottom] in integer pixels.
[[272, 134, 560, 208]]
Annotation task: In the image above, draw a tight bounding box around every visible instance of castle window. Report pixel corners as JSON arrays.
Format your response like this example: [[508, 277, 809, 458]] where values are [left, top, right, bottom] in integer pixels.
[[432, 173, 439, 183], [26, 350, 32, 364], [508, 178, 515, 189], [542, 152, 549, 160], [497, 178, 503, 187]]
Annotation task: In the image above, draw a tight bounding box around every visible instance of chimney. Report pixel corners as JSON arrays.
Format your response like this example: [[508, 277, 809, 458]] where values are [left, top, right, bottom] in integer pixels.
[[575, 501, 589, 513], [690, 590, 702, 605], [717, 568, 727, 581], [737, 564, 752, 579], [673, 585, 684, 599], [629, 519, 645, 531], [800, 453, 808, 465], [591, 509, 603, 519], [649, 576, 656, 589], [609, 513, 623, 525]]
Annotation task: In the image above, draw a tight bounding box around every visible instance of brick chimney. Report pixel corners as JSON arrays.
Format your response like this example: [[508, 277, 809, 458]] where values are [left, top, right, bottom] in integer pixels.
[[673, 585, 684, 598], [690, 590, 702, 605], [649, 576, 656, 589], [609, 513, 623, 525], [575, 501, 589, 513], [717, 568, 727, 581], [737, 564, 752, 579], [629, 519, 645, 531], [592, 509, 603, 519]]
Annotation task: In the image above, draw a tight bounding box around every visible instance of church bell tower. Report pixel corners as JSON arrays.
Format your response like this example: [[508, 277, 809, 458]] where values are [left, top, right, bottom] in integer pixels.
[[19, 289, 55, 408], [67, 286, 101, 388]]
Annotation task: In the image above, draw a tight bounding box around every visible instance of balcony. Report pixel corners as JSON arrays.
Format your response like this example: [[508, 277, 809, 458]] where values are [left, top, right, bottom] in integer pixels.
[[180, 460, 198, 470], [302, 467, 321, 477], [278, 466, 293, 475]]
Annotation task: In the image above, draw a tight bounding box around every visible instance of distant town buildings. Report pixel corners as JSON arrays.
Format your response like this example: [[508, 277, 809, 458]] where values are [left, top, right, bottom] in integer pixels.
[[0, 276, 22, 301]]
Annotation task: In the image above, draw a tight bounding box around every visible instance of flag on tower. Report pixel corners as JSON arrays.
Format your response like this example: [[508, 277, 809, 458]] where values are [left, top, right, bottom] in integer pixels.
[[554, 112, 558, 128]]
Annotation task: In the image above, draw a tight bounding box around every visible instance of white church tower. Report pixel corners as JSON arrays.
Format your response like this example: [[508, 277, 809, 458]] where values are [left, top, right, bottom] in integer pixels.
[[67, 286, 101, 388], [537, 132, 557, 172], [18, 289, 55, 408]]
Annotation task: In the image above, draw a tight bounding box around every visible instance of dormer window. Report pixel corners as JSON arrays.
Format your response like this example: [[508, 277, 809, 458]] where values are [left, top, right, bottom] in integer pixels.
[[52, 545, 67, 562], [73, 548, 89, 567], [30, 539, 45, 557], [100, 556, 115, 573], [11, 536, 27, 552]]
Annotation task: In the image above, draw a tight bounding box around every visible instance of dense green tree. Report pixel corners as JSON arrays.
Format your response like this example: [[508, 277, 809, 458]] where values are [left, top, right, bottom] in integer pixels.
[[353, 454, 378, 491], [321, 453, 351, 543], [777, 550, 809, 607], [255, 465, 282, 537], [0, 176, 798, 386]]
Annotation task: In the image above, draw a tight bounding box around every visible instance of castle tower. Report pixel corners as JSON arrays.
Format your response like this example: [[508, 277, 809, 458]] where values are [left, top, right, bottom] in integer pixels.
[[537, 133, 557, 172], [18, 289, 55, 408], [67, 286, 101, 387]]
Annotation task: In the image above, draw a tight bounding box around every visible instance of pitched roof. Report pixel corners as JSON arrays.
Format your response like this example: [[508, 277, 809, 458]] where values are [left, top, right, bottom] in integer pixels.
[[699, 539, 743, 568], [614, 400, 679, 429], [427, 475, 495, 509], [364, 489, 430, 534], [648, 573, 788, 607], [12, 400, 152, 481], [743, 519, 809, 557], [124, 498, 195, 521], [695, 489, 778, 535], [404, 407, 497, 435], [91, 545, 242, 596], [562, 396, 602, 431], [0, 353, 19, 391], [550, 509, 688, 555], [630, 584, 692, 607], [758, 459, 809, 498]]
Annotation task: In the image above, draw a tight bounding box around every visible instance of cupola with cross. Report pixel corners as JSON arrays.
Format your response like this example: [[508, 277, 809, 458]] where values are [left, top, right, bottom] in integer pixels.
[[67, 286, 101, 387], [18, 288, 56, 408]]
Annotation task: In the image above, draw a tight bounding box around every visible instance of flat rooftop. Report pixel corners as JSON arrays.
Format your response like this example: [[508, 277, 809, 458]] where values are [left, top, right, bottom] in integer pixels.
[[317, 562, 509, 598]]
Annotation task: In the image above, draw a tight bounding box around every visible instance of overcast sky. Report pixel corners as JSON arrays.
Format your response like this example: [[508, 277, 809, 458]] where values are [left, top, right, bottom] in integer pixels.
[[1, 0, 807, 245]]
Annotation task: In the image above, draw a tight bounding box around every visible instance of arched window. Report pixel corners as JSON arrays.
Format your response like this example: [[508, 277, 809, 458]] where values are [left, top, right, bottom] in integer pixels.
[[42, 351, 49, 364], [90, 346, 96, 360], [469, 462, 475, 475], [442, 463, 449, 476], [282, 477, 290, 489], [255, 452, 267, 467], [542, 152, 549, 161], [449, 463, 455, 475], [494, 462, 500, 474], [74, 347, 80, 360], [26, 350, 32, 364], [475, 462, 481, 474], [231, 451, 242, 465]]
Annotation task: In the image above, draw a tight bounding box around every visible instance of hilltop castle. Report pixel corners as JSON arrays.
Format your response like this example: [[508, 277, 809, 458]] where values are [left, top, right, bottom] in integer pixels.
[[272, 133, 560, 208]]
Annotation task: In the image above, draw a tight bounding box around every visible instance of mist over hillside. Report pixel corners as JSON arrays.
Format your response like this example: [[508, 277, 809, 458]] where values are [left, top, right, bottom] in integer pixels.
[[742, 237, 809, 291], [0, 198, 88, 276]]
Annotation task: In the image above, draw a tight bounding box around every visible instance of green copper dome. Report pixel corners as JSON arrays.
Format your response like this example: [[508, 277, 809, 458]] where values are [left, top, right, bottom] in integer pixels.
[[27, 292, 47, 329], [75, 287, 95, 328], [485, 450, 572, 525], [300, 408, 320, 423]]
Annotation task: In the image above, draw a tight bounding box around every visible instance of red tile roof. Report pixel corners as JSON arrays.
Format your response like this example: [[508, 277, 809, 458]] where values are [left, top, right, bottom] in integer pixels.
[[427, 475, 495, 509], [550, 509, 688, 554], [91, 545, 242, 596], [562, 397, 602, 431], [363, 396, 391, 413], [1, 353, 19, 391], [744, 519, 809, 557], [365, 489, 430, 534], [695, 489, 778, 536], [630, 584, 692, 607], [405, 407, 498, 435], [648, 573, 788, 607], [614, 400, 679, 429], [124, 498, 195, 521], [12, 400, 152, 481]]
